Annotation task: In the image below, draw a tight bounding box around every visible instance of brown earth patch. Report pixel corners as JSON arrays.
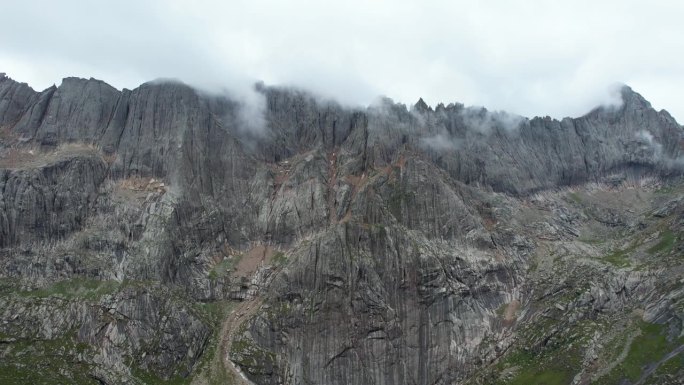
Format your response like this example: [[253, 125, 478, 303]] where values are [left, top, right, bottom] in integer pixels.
[[0, 142, 99, 169], [234, 245, 276, 277], [504, 299, 520, 323]]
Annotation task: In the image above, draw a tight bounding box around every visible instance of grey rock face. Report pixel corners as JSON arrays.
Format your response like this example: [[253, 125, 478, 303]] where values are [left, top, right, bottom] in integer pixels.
[[0, 280, 211, 384], [0, 151, 106, 247], [0, 74, 683, 384], [243, 223, 522, 385], [0, 73, 38, 128], [362, 87, 683, 194], [35, 77, 121, 144], [3, 75, 678, 195]]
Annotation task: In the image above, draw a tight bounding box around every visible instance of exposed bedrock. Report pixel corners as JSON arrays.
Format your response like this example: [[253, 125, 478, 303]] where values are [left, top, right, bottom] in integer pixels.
[[0, 72, 683, 384]]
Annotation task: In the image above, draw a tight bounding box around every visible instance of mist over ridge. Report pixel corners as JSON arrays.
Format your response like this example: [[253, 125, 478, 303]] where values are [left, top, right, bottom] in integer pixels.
[[1, 63, 684, 384], [2, 71, 682, 197], [3, 0, 684, 123]]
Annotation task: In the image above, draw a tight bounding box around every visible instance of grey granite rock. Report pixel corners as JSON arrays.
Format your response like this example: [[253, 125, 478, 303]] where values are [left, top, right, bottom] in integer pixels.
[[0, 74, 683, 384]]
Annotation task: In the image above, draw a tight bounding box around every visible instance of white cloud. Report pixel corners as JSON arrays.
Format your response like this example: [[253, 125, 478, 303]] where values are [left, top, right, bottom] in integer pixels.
[[1, 0, 683, 121], [421, 133, 460, 152]]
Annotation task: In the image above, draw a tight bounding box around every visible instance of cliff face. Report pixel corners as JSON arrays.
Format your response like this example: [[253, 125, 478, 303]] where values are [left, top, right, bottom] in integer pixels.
[[2, 73, 680, 195], [0, 72, 683, 384]]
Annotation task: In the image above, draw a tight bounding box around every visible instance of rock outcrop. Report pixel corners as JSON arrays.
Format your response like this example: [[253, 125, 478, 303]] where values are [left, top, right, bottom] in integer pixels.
[[0, 148, 106, 247]]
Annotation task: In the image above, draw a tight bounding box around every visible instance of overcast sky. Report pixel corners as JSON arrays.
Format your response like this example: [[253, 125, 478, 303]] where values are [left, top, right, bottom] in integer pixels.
[[1, 0, 683, 121]]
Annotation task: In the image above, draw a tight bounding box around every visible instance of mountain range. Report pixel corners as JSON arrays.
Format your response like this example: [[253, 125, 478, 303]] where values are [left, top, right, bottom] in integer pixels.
[[0, 73, 683, 384]]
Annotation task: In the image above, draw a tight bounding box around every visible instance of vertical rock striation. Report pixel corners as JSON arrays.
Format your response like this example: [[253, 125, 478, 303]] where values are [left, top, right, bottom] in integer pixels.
[[0, 73, 683, 384]]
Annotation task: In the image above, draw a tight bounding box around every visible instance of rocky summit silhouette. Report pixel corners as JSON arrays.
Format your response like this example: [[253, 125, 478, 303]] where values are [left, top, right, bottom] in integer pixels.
[[0, 73, 683, 384]]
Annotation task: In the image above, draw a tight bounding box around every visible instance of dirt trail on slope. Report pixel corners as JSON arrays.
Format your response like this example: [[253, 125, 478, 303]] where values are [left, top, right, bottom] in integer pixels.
[[218, 257, 283, 385], [219, 297, 263, 385]]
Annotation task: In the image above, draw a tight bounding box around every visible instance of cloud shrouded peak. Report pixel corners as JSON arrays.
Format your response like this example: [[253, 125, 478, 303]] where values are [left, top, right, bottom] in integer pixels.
[[1, 0, 683, 122]]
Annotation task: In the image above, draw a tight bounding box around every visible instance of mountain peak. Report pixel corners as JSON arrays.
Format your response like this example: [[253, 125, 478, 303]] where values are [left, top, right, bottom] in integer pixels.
[[619, 84, 652, 110], [413, 97, 431, 113]]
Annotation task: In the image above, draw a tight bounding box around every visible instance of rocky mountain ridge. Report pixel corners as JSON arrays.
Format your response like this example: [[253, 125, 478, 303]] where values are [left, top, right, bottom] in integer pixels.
[[0, 73, 682, 384]]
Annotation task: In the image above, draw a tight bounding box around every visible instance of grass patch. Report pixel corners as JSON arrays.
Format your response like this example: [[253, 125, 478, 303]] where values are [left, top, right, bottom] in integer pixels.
[[156, 300, 236, 385], [189, 304, 239, 385], [602, 238, 642, 268], [597, 321, 684, 384], [0, 361, 95, 385], [603, 248, 631, 268], [501, 349, 535, 367], [231, 334, 277, 376], [194, 300, 234, 327], [653, 351, 684, 378], [496, 348, 578, 385], [647, 229, 676, 255], [496, 303, 508, 318], [129, 301, 233, 385], [567, 191, 583, 204], [0, 333, 96, 385], [272, 251, 287, 265], [508, 368, 573, 385], [209, 256, 241, 280], [494, 318, 600, 385], [527, 260, 539, 273], [655, 184, 678, 195], [131, 366, 190, 385], [0, 277, 20, 295], [0, 279, 227, 385], [15, 278, 121, 300]]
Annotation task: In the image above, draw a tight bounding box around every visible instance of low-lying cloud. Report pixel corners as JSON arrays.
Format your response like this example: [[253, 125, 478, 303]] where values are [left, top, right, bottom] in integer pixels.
[[1, 0, 683, 122], [420, 133, 460, 152], [636, 130, 662, 154], [460, 108, 525, 134], [634, 129, 684, 171]]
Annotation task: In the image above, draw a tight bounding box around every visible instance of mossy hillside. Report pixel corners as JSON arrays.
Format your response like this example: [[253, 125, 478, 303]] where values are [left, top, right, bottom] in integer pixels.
[[652, 353, 684, 381], [595, 321, 684, 384], [20, 278, 121, 300], [163, 300, 237, 385], [272, 251, 287, 265], [603, 246, 633, 268], [0, 276, 121, 300], [567, 191, 583, 205], [0, 277, 229, 385], [495, 319, 597, 385], [188, 303, 240, 385], [208, 254, 243, 280], [647, 228, 676, 255], [598, 220, 679, 268], [485, 316, 684, 385], [131, 363, 195, 385], [231, 323, 277, 377], [0, 331, 97, 385]]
